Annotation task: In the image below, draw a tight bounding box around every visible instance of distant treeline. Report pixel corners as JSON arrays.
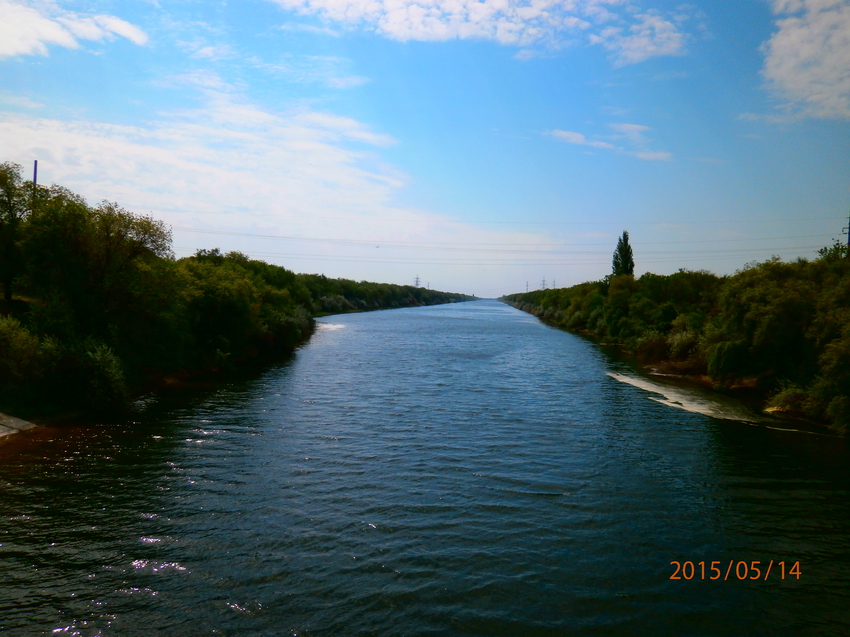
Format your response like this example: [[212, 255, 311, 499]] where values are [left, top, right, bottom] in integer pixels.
[[0, 163, 470, 417], [502, 245, 850, 434]]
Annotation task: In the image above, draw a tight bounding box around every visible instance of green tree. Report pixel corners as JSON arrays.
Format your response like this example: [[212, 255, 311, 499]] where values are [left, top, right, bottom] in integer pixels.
[[0, 162, 29, 302], [612, 230, 635, 277], [23, 192, 172, 340]]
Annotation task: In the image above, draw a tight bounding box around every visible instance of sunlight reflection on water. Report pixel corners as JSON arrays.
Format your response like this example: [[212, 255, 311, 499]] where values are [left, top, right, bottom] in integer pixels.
[[0, 301, 848, 636]]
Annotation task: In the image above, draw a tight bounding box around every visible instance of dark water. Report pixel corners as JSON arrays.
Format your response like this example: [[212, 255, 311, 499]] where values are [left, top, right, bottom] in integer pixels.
[[1, 300, 849, 636]]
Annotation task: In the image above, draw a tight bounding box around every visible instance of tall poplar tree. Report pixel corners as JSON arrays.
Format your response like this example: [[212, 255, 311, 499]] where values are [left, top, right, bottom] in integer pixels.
[[612, 230, 634, 277], [0, 162, 28, 303]]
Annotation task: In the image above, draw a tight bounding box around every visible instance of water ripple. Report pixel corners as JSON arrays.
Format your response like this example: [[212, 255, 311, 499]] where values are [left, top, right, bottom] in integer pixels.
[[0, 301, 848, 636]]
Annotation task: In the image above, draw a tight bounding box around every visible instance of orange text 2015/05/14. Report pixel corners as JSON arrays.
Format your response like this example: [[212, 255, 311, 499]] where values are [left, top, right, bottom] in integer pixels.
[[669, 560, 802, 581]]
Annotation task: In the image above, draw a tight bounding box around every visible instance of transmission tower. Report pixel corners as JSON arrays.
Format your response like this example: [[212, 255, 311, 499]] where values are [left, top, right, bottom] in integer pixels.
[[541, 278, 547, 290], [414, 275, 421, 287], [843, 209, 850, 251]]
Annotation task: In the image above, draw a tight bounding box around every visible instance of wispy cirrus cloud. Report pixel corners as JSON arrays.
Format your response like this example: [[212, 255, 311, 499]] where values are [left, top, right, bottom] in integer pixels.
[[267, 0, 691, 64], [588, 11, 686, 66], [0, 0, 148, 58], [608, 122, 649, 144], [253, 53, 371, 89], [0, 94, 44, 109], [0, 75, 552, 291], [178, 40, 236, 61], [549, 129, 616, 149], [0, 77, 404, 229], [327, 75, 370, 88], [279, 22, 341, 37], [548, 122, 671, 160], [761, 0, 850, 119]]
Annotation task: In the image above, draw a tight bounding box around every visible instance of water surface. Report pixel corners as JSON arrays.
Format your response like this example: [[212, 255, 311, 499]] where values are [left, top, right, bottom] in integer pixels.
[[1, 300, 848, 635]]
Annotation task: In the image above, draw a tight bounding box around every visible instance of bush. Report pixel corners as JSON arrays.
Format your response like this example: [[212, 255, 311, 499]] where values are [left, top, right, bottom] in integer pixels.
[[766, 382, 808, 413], [636, 331, 669, 362], [0, 315, 40, 385], [82, 342, 129, 412], [668, 329, 700, 361]]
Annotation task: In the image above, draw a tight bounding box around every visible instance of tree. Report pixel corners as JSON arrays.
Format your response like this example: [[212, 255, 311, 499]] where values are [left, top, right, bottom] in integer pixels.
[[23, 194, 173, 338], [0, 162, 29, 302], [612, 230, 635, 277]]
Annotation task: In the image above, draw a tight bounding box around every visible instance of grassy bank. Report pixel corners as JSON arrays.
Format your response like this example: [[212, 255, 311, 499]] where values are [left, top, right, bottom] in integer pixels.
[[0, 163, 471, 419], [502, 245, 850, 434]]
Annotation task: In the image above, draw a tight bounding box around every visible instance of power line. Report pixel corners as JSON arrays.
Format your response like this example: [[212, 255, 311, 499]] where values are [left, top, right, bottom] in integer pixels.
[[174, 243, 829, 265], [171, 226, 834, 252], [157, 207, 839, 226]]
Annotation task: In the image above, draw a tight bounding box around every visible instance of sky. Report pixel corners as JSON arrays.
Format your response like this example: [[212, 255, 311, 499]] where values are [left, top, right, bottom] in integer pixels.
[[1, 0, 849, 297]]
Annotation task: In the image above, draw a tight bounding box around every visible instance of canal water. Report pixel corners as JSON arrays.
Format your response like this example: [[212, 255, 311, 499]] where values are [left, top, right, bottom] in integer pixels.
[[1, 300, 848, 636]]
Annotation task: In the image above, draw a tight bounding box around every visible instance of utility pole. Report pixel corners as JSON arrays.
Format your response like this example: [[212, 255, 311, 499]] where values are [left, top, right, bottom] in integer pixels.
[[32, 160, 38, 210], [414, 275, 420, 287], [843, 209, 850, 255], [526, 281, 528, 293]]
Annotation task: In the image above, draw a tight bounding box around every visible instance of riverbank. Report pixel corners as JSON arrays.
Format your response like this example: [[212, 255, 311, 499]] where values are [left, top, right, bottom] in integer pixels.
[[531, 309, 787, 414], [501, 251, 850, 435], [516, 305, 829, 431], [0, 165, 471, 422], [0, 293, 470, 424]]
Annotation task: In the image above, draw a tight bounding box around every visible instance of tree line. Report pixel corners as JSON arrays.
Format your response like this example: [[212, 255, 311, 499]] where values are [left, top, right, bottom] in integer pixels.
[[502, 232, 850, 434], [0, 162, 470, 418]]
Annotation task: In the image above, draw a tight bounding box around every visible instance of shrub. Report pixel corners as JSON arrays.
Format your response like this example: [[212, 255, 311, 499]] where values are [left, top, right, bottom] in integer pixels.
[[668, 329, 700, 361], [0, 315, 40, 385], [766, 382, 808, 413], [636, 331, 669, 362]]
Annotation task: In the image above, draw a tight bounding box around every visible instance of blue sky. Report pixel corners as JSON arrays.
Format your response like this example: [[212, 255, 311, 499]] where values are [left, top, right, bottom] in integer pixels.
[[1, 0, 848, 296]]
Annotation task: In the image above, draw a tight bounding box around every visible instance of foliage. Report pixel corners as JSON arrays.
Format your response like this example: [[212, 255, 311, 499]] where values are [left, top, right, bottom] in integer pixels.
[[817, 239, 849, 261], [503, 252, 850, 434], [612, 230, 635, 277], [0, 172, 470, 418], [0, 162, 31, 302]]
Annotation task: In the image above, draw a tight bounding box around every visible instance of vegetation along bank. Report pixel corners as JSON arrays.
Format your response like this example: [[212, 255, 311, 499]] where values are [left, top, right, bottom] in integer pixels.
[[502, 232, 850, 435], [0, 162, 471, 420]]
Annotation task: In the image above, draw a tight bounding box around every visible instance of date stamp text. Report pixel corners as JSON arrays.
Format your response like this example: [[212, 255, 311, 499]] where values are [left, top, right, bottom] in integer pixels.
[[670, 560, 801, 581]]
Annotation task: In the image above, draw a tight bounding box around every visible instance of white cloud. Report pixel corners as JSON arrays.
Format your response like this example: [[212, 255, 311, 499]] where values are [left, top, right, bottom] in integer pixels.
[[0, 79, 555, 292], [631, 150, 671, 161], [609, 122, 649, 143], [761, 0, 850, 119], [0, 0, 148, 58], [549, 122, 671, 160], [279, 22, 341, 36], [177, 39, 236, 61], [326, 75, 370, 88], [588, 11, 686, 65], [254, 53, 371, 88], [191, 44, 235, 60], [549, 129, 616, 149], [0, 94, 44, 109], [268, 0, 688, 62]]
